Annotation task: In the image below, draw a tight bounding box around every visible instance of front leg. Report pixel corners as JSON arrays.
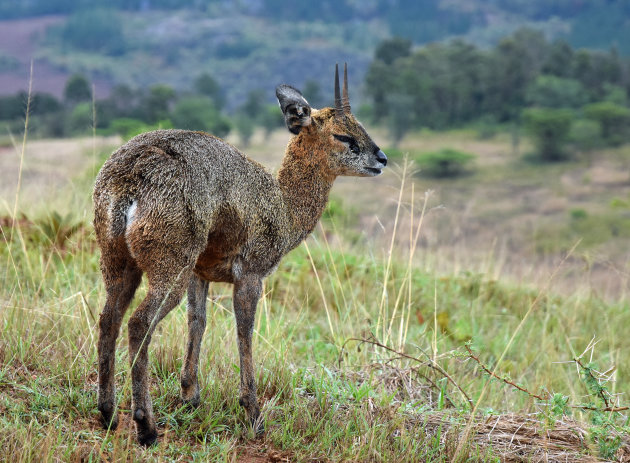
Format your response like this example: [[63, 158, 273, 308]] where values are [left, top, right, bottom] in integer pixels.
[[181, 274, 209, 407], [233, 274, 263, 433]]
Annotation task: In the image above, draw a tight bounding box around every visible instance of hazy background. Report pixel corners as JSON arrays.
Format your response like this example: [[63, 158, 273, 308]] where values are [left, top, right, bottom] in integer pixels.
[[2, 0, 630, 298]]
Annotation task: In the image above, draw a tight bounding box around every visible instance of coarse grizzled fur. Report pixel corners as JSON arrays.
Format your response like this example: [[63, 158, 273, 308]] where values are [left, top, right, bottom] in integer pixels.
[[92, 64, 387, 446]]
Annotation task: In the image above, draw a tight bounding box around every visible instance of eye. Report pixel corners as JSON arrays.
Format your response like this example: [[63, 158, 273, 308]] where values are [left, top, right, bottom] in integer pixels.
[[333, 134, 360, 153], [333, 134, 354, 144]]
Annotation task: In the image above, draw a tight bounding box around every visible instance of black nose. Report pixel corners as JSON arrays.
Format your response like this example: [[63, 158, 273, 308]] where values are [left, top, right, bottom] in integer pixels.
[[376, 150, 387, 166]]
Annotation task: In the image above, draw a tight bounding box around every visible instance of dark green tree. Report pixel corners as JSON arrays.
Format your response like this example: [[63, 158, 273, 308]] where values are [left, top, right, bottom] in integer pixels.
[[64, 74, 92, 105], [234, 113, 255, 147], [194, 73, 224, 110], [523, 107, 573, 161], [140, 84, 176, 123], [526, 75, 587, 109], [0, 93, 26, 120], [375, 37, 412, 65], [259, 104, 283, 139], [170, 97, 230, 137], [67, 102, 93, 134], [583, 101, 630, 145]]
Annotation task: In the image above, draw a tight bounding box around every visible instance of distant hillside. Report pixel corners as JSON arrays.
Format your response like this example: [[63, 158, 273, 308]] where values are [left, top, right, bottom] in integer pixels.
[[0, 0, 629, 106]]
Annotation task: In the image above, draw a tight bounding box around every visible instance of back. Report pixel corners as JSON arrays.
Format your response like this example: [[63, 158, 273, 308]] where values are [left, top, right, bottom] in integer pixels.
[[94, 129, 283, 240]]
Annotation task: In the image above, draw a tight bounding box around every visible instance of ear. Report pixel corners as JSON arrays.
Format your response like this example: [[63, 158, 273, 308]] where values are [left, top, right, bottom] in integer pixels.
[[276, 84, 312, 134]]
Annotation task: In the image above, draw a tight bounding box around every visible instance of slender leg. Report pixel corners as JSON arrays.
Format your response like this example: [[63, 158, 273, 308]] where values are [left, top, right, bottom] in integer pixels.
[[97, 258, 142, 431], [233, 274, 264, 433], [127, 271, 190, 446], [181, 274, 209, 406]]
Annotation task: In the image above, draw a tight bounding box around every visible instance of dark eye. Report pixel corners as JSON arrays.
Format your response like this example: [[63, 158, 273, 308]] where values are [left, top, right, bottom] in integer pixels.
[[333, 134, 354, 144], [333, 134, 360, 153]]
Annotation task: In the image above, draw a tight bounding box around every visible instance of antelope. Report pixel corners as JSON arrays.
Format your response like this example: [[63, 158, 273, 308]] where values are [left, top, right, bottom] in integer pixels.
[[93, 64, 387, 446]]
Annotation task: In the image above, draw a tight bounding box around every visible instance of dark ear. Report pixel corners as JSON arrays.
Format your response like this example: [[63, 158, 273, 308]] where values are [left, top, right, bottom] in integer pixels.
[[276, 84, 312, 134]]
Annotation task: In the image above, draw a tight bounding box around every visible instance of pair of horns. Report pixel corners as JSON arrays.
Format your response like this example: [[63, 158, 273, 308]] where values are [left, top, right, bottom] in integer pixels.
[[334, 63, 351, 118]]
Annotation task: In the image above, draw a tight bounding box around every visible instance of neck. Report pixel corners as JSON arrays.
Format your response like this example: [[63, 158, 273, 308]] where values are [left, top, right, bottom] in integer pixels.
[[277, 135, 335, 246]]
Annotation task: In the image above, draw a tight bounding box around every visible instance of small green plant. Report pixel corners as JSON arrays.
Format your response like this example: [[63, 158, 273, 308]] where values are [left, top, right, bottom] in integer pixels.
[[573, 350, 629, 460], [415, 148, 475, 178], [570, 208, 588, 220]]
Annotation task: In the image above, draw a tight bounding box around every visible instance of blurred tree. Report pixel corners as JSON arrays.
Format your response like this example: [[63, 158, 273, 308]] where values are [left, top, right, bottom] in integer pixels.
[[241, 89, 265, 121], [602, 83, 628, 106], [526, 75, 587, 108], [542, 40, 574, 78], [583, 101, 630, 145], [0, 93, 26, 120], [108, 84, 137, 117], [170, 97, 230, 137], [67, 102, 93, 134], [365, 59, 393, 123], [140, 84, 176, 123], [386, 92, 414, 146], [569, 119, 602, 162], [523, 107, 573, 161], [302, 80, 323, 108], [375, 37, 412, 65], [366, 37, 413, 123], [31, 93, 62, 115], [259, 104, 283, 139], [234, 113, 255, 147], [64, 74, 92, 105], [194, 73, 224, 110], [493, 28, 548, 120]]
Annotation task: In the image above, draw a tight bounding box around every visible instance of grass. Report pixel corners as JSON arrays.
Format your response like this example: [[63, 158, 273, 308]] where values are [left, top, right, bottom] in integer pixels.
[[1, 117, 630, 460], [1, 163, 629, 461]]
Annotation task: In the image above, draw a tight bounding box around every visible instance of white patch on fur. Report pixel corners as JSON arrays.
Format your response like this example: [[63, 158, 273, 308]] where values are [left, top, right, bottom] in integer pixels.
[[232, 259, 243, 280], [126, 200, 137, 229]]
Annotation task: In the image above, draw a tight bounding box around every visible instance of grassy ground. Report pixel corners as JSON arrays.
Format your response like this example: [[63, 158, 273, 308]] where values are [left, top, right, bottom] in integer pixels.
[[1, 132, 629, 461]]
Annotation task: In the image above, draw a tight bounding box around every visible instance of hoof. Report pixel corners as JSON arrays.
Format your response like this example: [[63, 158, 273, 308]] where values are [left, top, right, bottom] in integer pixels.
[[133, 408, 158, 447], [253, 418, 265, 436], [181, 396, 201, 409], [99, 404, 119, 431], [240, 397, 264, 435], [137, 428, 158, 447]]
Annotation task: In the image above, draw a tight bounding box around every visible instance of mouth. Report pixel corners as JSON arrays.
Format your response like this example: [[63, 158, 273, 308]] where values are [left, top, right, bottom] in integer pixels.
[[365, 167, 383, 176]]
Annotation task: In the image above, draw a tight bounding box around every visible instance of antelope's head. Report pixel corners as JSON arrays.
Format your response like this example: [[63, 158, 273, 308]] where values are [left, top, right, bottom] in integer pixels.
[[276, 64, 387, 177]]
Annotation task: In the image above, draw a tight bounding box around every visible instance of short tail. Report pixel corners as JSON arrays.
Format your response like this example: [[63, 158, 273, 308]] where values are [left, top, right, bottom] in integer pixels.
[[93, 189, 134, 240]]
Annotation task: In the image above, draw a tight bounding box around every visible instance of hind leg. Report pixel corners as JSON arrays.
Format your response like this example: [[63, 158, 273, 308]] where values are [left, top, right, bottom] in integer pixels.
[[97, 239, 143, 430], [127, 266, 193, 446], [181, 274, 209, 407]]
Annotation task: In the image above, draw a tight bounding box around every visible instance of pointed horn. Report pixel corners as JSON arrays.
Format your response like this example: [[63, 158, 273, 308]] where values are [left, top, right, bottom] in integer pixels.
[[342, 62, 351, 113], [334, 63, 343, 118]]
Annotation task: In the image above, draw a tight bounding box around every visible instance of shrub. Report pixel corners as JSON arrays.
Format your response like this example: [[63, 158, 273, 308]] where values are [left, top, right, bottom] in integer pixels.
[[522, 107, 573, 161], [415, 148, 475, 178], [67, 102, 92, 134], [583, 101, 630, 146], [569, 119, 602, 154]]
